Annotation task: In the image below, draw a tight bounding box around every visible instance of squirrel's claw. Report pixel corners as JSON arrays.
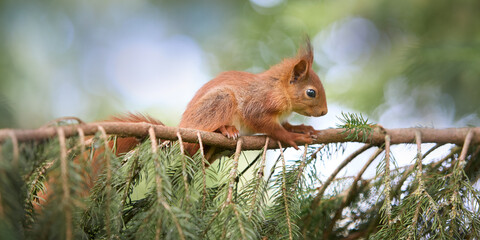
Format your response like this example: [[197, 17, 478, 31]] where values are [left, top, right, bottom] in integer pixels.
[[218, 125, 240, 140]]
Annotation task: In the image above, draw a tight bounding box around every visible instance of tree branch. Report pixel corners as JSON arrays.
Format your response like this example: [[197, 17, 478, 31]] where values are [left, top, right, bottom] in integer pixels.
[[0, 122, 479, 150]]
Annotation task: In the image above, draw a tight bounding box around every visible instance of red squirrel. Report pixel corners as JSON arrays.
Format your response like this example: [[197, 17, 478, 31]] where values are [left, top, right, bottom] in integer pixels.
[[179, 39, 327, 160], [36, 40, 327, 209], [82, 40, 326, 164]]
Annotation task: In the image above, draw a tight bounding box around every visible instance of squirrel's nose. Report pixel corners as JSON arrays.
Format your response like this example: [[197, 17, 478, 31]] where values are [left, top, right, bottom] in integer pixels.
[[320, 108, 328, 116]]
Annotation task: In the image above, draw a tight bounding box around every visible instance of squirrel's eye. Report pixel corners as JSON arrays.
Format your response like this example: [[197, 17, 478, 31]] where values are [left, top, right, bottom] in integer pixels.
[[306, 89, 316, 98]]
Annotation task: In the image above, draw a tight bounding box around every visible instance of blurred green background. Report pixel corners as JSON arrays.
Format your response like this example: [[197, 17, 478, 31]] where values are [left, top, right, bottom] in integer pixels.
[[0, 0, 479, 129]]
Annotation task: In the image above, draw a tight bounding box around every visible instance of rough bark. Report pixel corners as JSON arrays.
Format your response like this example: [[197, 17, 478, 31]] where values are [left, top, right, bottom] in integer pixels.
[[0, 122, 478, 150]]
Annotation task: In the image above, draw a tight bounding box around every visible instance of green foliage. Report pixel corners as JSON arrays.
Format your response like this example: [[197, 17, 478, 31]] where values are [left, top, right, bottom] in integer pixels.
[[337, 111, 375, 142], [0, 126, 479, 239], [372, 159, 480, 239]]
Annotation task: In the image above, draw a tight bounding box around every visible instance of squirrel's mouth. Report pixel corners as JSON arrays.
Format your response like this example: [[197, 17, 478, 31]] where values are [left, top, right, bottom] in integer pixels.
[[295, 108, 327, 117], [309, 108, 328, 117]]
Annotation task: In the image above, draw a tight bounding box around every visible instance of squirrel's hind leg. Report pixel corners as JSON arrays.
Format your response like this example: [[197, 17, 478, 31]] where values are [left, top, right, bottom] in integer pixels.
[[216, 125, 239, 139]]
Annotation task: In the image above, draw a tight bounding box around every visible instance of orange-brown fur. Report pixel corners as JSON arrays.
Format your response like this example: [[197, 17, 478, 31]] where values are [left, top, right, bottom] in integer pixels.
[[179, 40, 327, 161], [106, 113, 164, 157], [84, 113, 165, 188]]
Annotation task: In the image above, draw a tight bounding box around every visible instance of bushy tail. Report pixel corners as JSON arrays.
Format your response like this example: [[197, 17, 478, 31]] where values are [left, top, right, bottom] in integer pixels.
[[36, 113, 164, 210]]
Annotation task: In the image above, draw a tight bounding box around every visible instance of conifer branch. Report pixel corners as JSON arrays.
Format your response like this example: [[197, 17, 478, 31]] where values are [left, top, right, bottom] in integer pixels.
[[196, 131, 208, 211], [311, 144, 372, 205], [227, 138, 243, 204], [247, 138, 269, 220], [363, 144, 451, 238], [292, 144, 310, 191], [77, 127, 86, 154], [408, 131, 423, 240], [459, 130, 474, 163], [150, 128, 164, 240], [57, 128, 72, 240], [302, 144, 372, 236], [383, 135, 392, 225], [176, 132, 190, 208], [1, 123, 479, 150], [97, 126, 112, 238], [278, 142, 294, 240], [160, 200, 186, 240], [1, 115, 480, 239], [7, 130, 18, 165], [148, 127, 160, 240], [322, 147, 383, 239], [233, 206, 247, 240]]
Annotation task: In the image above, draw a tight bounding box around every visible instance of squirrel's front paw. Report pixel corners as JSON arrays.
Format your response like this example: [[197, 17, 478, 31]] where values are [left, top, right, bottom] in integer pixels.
[[285, 124, 317, 136], [283, 133, 313, 150]]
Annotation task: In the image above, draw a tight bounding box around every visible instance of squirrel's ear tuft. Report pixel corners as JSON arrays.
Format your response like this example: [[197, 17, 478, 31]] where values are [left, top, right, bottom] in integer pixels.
[[292, 59, 308, 83], [297, 36, 314, 64]]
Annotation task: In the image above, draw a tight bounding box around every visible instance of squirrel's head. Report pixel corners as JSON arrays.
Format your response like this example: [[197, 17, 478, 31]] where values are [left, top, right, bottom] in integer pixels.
[[284, 39, 327, 117]]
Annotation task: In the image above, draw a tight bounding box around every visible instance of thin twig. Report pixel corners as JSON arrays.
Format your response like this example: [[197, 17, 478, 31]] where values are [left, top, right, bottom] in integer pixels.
[[313, 144, 372, 203], [278, 142, 293, 240], [7, 130, 19, 165], [408, 202, 422, 240], [202, 208, 222, 237], [227, 138, 243, 204], [77, 127, 86, 155], [363, 144, 450, 238], [148, 127, 164, 240], [431, 147, 461, 170], [152, 133, 164, 240], [447, 132, 474, 236], [334, 144, 443, 183], [151, 129, 185, 239], [384, 135, 392, 225], [267, 152, 283, 184], [302, 144, 372, 237], [160, 200, 186, 240], [293, 144, 309, 189], [97, 126, 112, 238], [248, 137, 269, 220], [233, 205, 247, 240], [197, 131, 208, 211], [149, 127, 158, 154], [236, 152, 262, 182], [259, 138, 270, 178], [459, 130, 474, 163], [57, 128, 72, 240], [408, 131, 423, 240], [176, 131, 185, 155], [176, 132, 190, 209], [415, 131, 424, 188], [414, 133, 427, 189], [321, 147, 383, 238], [120, 150, 140, 224]]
